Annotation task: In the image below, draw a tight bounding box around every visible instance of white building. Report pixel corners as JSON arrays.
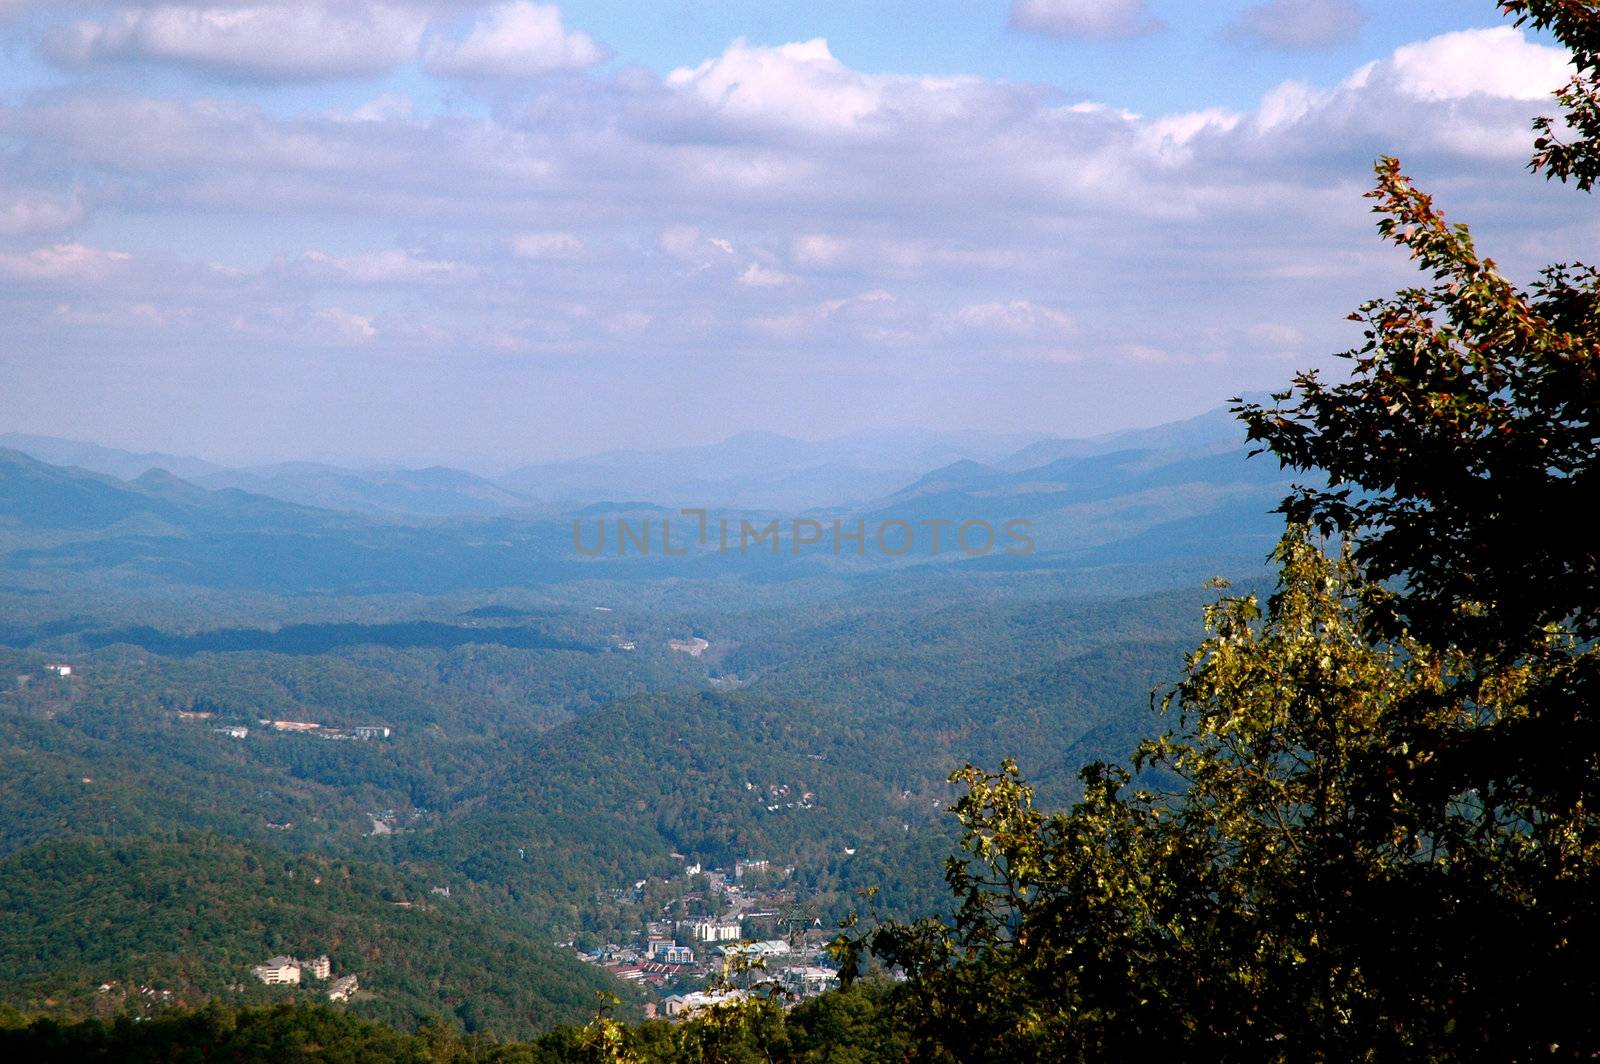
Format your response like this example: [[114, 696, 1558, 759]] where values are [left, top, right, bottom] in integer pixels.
[[663, 989, 746, 1019], [44, 663, 71, 677], [353, 726, 391, 739], [747, 939, 791, 958], [213, 726, 249, 739], [302, 955, 331, 980], [327, 974, 359, 1002], [654, 944, 695, 965], [251, 957, 301, 985], [679, 919, 742, 943]]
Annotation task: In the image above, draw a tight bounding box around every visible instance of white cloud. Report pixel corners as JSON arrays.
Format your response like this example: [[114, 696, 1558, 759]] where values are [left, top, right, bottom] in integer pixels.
[[1361, 26, 1572, 102], [1234, 0, 1366, 50], [1140, 107, 1244, 163], [659, 224, 735, 268], [748, 289, 904, 342], [666, 38, 887, 134], [424, 1, 604, 79], [317, 305, 378, 342], [45, 2, 427, 80], [1009, 0, 1163, 39], [737, 261, 795, 287], [0, 22, 1581, 426], [0, 242, 130, 281], [953, 300, 1075, 338]]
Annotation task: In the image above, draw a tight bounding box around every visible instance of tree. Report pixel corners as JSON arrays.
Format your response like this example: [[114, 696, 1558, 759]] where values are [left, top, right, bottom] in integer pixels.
[[1233, 4, 1600, 1053], [853, 535, 1482, 1060]]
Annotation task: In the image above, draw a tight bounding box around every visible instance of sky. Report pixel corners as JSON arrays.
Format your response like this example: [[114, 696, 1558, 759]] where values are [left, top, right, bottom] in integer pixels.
[[0, 0, 1587, 469]]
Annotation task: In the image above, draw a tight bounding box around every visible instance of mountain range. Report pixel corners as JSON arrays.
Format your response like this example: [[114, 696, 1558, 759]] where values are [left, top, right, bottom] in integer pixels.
[[3, 405, 1258, 518], [0, 401, 1296, 593]]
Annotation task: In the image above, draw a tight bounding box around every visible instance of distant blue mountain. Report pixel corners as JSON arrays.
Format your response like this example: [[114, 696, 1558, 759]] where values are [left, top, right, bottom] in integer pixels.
[[496, 428, 1047, 511], [196, 463, 534, 518], [0, 433, 224, 482]]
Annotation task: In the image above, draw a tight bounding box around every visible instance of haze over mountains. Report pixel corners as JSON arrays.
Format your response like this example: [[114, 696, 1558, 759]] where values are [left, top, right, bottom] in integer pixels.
[[5, 426, 1053, 516], [2, 401, 1261, 517], [0, 401, 1290, 595]]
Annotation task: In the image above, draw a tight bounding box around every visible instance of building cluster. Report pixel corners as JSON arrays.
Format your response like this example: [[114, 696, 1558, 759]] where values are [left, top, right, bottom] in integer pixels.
[[172, 710, 392, 742], [259, 720, 392, 741], [743, 780, 818, 814], [579, 856, 840, 1015], [249, 952, 359, 1002]]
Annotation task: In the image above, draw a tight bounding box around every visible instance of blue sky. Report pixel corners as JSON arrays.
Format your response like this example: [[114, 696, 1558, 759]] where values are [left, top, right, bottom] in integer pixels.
[[0, 1, 1584, 468]]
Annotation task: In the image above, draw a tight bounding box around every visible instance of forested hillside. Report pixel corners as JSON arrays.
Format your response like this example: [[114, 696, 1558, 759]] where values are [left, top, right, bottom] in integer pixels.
[[0, 834, 637, 1039], [0, 556, 1214, 1030]]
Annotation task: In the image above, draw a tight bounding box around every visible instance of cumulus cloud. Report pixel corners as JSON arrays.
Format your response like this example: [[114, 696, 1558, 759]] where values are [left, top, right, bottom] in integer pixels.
[[666, 38, 891, 134], [1234, 0, 1366, 50], [1361, 25, 1572, 102], [3, 27, 1566, 239], [1009, 0, 1164, 39], [423, 1, 604, 79], [0, 22, 1582, 446], [44, 2, 428, 80], [0, 242, 131, 281]]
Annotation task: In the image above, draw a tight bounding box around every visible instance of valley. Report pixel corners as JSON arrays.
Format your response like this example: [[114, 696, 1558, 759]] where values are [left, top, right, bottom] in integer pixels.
[[0, 413, 1254, 1036]]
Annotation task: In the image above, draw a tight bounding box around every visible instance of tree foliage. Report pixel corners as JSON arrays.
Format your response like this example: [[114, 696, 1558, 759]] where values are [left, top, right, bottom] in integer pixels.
[[846, 3, 1600, 1059], [1509, 0, 1600, 189]]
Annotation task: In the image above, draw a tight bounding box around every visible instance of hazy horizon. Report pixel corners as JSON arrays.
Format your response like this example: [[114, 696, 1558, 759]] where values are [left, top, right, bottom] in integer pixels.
[[2, 396, 1248, 475]]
